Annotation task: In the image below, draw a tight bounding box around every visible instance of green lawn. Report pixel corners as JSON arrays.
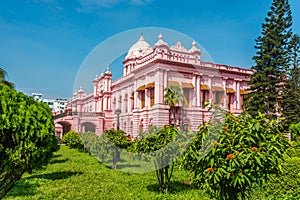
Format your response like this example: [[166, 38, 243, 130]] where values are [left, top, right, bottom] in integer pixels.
[[4, 146, 209, 200]]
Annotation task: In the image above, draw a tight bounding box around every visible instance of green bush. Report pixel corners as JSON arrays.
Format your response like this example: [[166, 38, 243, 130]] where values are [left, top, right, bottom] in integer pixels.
[[289, 122, 300, 141], [62, 131, 84, 151], [79, 132, 112, 163], [130, 126, 190, 193], [183, 110, 290, 200], [253, 144, 300, 199], [0, 84, 59, 198]]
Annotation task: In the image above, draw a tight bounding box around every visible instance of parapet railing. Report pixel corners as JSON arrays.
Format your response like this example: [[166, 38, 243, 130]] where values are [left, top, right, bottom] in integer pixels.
[[53, 112, 105, 120]]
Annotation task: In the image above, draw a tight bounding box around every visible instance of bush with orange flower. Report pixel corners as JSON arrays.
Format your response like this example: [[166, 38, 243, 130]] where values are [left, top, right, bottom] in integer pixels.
[[182, 108, 290, 200]]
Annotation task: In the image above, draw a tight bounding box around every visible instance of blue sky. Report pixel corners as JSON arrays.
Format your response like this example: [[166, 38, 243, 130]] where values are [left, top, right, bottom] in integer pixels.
[[1, 0, 299, 99]]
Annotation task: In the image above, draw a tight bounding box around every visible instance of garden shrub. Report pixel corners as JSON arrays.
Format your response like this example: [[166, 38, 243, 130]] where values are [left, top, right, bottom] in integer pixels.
[[62, 130, 85, 151], [130, 125, 190, 193], [104, 129, 133, 169], [183, 111, 290, 200], [254, 154, 300, 199], [79, 131, 112, 163], [0, 84, 59, 198], [289, 122, 300, 141]]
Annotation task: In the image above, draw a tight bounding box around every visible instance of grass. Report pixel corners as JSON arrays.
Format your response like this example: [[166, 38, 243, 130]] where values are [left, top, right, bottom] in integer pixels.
[[4, 146, 209, 200]]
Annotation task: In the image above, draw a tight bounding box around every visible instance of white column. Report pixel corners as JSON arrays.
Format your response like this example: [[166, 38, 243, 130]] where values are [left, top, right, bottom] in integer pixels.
[[145, 88, 149, 108], [103, 97, 107, 111], [196, 75, 201, 107], [107, 97, 111, 110], [192, 75, 196, 107], [164, 70, 168, 96], [128, 93, 131, 111], [237, 80, 241, 110], [98, 99, 102, 112], [233, 80, 237, 110], [134, 80, 138, 110], [208, 76, 212, 103], [155, 70, 164, 104], [223, 78, 227, 109]]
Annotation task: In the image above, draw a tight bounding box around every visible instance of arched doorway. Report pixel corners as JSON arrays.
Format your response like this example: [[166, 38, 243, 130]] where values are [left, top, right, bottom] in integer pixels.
[[56, 121, 72, 139], [81, 122, 96, 133]]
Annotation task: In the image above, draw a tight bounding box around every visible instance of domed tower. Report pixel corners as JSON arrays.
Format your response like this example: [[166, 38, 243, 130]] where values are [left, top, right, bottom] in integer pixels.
[[189, 41, 202, 63], [123, 35, 153, 76]]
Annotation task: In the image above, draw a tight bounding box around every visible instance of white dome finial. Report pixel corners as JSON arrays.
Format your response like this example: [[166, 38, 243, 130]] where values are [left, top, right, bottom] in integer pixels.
[[192, 41, 196, 47], [139, 33, 144, 41], [158, 33, 163, 40]]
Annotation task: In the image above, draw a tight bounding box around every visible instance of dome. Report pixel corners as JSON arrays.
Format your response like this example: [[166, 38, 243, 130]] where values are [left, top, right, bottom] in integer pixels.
[[154, 33, 168, 48], [125, 35, 153, 59], [189, 41, 201, 55]]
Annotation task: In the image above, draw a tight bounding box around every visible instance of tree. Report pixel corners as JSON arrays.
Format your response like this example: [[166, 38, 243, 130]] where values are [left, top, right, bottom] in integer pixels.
[[183, 110, 290, 200], [130, 126, 188, 193], [245, 0, 293, 119], [0, 67, 14, 88], [104, 129, 132, 169], [0, 84, 58, 198], [280, 34, 300, 130], [164, 85, 184, 126]]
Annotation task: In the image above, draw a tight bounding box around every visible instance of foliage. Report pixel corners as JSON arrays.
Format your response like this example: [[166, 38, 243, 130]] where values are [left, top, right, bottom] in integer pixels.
[[104, 129, 133, 150], [164, 85, 184, 126], [182, 111, 290, 200], [253, 143, 300, 199], [281, 34, 300, 130], [104, 129, 133, 169], [0, 84, 58, 198], [0, 68, 14, 88], [79, 131, 112, 163], [61, 131, 85, 151], [245, 0, 293, 119], [130, 126, 190, 193], [289, 122, 300, 141]]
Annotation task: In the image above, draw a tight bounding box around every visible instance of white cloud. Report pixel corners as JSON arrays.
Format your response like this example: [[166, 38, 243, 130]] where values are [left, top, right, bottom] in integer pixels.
[[76, 0, 154, 12], [33, 0, 64, 11]]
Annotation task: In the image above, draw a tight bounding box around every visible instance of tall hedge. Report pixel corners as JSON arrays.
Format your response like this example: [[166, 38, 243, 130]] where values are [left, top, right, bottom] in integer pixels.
[[0, 84, 59, 198]]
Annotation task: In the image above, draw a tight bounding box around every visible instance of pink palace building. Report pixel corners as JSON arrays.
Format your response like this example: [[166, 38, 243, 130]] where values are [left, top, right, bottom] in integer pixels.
[[54, 34, 254, 138]]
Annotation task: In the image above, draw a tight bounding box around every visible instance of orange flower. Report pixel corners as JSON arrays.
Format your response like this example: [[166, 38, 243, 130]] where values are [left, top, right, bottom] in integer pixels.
[[127, 136, 132, 141], [251, 147, 258, 152], [212, 141, 218, 146], [227, 154, 234, 160], [223, 126, 229, 131], [208, 167, 214, 173], [239, 171, 243, 175]]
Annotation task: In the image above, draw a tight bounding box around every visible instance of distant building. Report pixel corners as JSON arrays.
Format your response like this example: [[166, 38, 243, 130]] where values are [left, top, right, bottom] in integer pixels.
[[31, 93, 68, 113], [54, 34, 254, 137], [53, 98, 69, 114]]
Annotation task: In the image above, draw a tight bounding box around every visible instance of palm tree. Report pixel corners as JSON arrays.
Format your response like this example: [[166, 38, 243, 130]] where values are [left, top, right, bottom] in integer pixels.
[[164, 85, 184, 127], [0, 67, 14, 88]]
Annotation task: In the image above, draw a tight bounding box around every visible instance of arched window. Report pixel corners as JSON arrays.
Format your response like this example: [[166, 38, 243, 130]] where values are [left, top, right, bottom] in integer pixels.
[[124, 93, 128, 113], [130, 92, 134, 111]]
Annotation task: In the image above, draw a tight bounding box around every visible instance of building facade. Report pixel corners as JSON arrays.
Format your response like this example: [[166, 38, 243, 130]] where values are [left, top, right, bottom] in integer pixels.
[[55, 34, 254, 137]]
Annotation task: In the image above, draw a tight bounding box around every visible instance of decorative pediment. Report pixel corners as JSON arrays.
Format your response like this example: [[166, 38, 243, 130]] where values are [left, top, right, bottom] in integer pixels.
[[170, 42, 188, 52]]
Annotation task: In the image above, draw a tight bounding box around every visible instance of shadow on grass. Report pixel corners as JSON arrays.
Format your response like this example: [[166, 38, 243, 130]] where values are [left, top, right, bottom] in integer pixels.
[[50, 158, 69, 164], [5, 179, 39, 198], [5, 171, 83, 198], [27, 171, 83, 180], [104, 163, 142, 170], [147, 181, 192, 194], [51, 154, 62, 159]]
